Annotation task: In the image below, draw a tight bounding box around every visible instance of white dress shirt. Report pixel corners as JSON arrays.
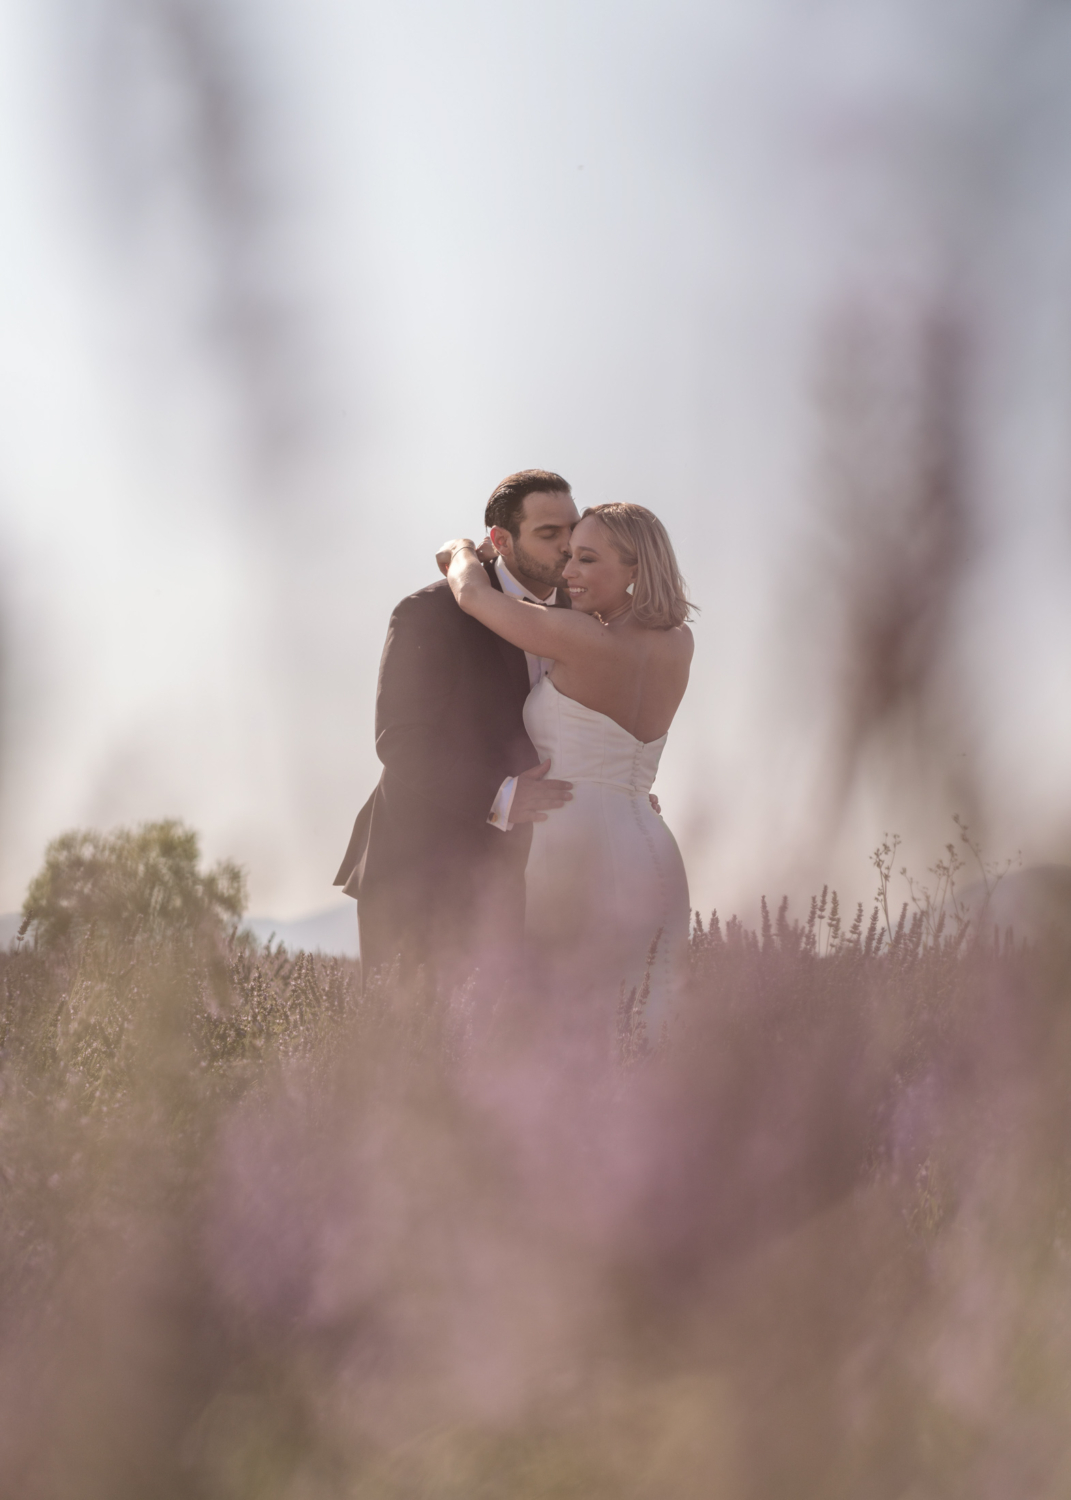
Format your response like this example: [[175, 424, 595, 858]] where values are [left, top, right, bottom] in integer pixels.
[[487, 557, 557, 832]]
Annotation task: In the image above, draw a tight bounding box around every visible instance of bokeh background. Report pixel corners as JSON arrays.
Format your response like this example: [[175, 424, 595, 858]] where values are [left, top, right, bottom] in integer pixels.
[[3, 0, 1071, 928]]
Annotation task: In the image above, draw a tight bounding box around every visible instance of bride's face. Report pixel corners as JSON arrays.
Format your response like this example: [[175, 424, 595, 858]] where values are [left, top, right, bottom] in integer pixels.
[[562, 516, 637, 614]]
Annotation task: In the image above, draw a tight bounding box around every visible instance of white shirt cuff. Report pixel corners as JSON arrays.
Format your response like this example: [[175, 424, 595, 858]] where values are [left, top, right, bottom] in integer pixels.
[[487, 775, 518, 832]]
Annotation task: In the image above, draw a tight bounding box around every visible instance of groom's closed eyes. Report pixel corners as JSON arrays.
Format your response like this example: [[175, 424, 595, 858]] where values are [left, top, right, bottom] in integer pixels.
[[489, 489, 581, 596]]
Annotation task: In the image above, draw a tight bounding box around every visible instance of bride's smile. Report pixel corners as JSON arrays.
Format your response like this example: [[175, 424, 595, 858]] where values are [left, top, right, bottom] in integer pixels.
[[561, 515, 638, 619]]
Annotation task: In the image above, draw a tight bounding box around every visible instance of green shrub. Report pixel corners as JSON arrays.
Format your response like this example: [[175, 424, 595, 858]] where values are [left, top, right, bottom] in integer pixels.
[[20, 819, 246, 950]]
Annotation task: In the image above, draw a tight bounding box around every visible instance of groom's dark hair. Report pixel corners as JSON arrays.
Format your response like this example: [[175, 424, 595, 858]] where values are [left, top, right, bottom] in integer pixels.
[[484, 469, 571, 537]]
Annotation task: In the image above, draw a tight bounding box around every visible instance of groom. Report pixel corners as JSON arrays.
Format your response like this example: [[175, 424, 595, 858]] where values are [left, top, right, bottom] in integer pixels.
[[335, 470, 580, 989]]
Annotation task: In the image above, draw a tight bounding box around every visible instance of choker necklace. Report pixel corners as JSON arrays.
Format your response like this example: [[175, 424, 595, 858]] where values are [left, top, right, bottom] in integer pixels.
[[594, 601, 633, 626]]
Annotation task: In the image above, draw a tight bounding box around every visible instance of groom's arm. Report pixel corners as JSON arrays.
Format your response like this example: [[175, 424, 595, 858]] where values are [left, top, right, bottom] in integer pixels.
[[489, 759, 574, 829]]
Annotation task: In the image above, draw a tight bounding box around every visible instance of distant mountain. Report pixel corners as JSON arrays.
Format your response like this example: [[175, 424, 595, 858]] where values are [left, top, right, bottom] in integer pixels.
[[242, 904, 359, 957], [0, 913, 25, 947], [0, 905, 359, 957]]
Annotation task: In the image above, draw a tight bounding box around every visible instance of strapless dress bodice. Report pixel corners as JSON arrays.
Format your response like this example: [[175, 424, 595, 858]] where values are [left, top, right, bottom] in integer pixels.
[[522, 676, 667, 797]]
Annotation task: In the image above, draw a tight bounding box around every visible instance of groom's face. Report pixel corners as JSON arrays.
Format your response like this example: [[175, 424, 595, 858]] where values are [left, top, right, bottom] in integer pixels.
[[492, 490, 580, 594]]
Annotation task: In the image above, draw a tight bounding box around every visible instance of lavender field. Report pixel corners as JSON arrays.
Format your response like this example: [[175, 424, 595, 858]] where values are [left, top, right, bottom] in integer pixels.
[[2, 823, 1070, 1499]]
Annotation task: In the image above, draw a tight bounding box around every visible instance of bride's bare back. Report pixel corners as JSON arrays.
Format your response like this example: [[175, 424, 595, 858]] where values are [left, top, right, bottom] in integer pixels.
[[548, 618, 692, 743]]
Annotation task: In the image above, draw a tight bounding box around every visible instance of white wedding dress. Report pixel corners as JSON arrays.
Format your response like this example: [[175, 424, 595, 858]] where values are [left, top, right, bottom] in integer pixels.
[[522, 674, 690, 1037]]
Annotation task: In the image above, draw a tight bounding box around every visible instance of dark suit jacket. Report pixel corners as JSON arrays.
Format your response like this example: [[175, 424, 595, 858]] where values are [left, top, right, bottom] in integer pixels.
[[335, 563, 567, 983]]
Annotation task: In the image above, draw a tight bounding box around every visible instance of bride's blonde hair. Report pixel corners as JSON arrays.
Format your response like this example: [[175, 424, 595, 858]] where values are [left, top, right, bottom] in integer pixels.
[[580, 503, 695, 630]]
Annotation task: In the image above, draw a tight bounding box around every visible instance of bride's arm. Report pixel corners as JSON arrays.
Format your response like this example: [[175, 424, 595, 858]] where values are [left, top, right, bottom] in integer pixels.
[[436, 539, 608, 661]]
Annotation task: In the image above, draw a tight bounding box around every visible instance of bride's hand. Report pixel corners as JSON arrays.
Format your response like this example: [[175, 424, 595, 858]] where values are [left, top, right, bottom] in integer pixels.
[[435, 538, 477, 577]]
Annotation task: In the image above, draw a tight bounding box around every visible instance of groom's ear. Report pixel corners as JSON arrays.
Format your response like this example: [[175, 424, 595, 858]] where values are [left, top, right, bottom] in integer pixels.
[[488, 525, 512, 557]]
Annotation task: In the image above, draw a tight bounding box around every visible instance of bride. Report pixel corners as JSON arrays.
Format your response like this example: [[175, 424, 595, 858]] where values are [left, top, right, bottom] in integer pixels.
[[438, 503, 694, 1038]]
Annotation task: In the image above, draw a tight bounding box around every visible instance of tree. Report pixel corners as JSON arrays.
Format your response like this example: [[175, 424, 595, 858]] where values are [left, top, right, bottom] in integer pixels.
[[20, 820, 246, 949]]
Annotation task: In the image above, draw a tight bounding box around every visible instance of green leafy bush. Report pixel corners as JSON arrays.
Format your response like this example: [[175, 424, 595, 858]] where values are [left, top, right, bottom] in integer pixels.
[[20, 819, 246, 949]]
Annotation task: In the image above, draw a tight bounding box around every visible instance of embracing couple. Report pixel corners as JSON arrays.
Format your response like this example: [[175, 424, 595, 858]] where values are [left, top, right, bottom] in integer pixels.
[[335, 470, 694, 1033]]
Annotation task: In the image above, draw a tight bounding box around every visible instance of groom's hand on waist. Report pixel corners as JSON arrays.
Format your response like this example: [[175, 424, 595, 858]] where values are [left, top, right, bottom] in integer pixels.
[[509, 759, 573, 824]]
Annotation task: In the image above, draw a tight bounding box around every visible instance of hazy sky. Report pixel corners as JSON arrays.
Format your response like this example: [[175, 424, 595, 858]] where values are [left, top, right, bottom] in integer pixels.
[[2, 0, 1071, 921]]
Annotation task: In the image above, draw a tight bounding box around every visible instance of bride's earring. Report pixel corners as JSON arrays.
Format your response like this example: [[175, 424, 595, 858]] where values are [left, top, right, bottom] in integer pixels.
[[625, 580, 635, 595]]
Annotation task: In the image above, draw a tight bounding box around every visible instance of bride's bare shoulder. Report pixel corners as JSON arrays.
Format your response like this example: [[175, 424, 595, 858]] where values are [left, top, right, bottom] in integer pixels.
[[647, 621, 694, 660]]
